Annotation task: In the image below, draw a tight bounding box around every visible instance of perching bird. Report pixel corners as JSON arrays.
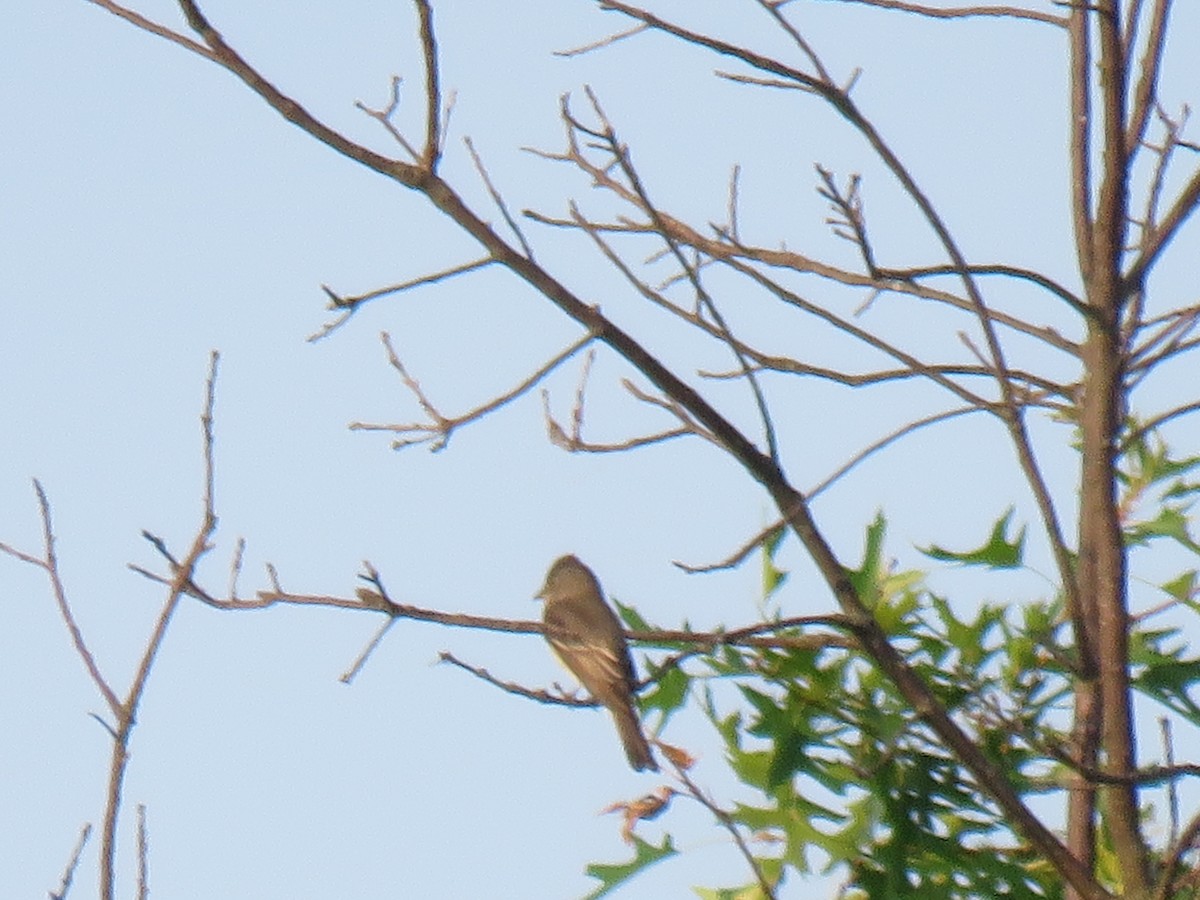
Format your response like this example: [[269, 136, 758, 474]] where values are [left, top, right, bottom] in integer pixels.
[[536, 555, 657, 772]]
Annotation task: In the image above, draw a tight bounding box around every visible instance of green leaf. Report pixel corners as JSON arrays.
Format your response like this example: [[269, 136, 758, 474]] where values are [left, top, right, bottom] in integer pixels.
[[1125, 506, 1200, 554], [761, 524, 789, 599], [641, 664, 690, 719], [1132, 654, 1200, 725], [846, 512, 888, 606], [584, 835, 677, 899], [1160, 570, 1198, 605], [693, 882, 774, 900], [613, 597, 651, 631], [920, 508, 1025, 568]]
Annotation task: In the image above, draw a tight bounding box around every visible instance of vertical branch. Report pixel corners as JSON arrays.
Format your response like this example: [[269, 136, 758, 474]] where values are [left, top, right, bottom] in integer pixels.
[[1094, 5, 1130, 269], [99, 352, 222, 900], [1069, 8, 1095, 279], [136, 804, 149, 900], [1065, 8, 1100, 895], [413, 0, 441, 171], [1083, 2, 1149, 894]]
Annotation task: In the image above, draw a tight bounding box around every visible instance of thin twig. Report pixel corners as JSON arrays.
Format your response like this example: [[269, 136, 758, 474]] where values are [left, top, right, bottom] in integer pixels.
[[673, 762, 777, 898], [100, 351, 222, 900], [440, 651, 599, 706], [526, 206, 1080, 353], [83, 0, 218, 60], [354, 75, 421, 162], [755, 0, 832, 81], [1162, 718, 1180, 850], [351, 330, 594, 450], [0, 482, 123, 717], [1124, 0, 1172, 157], [807, 405, 982, 499], [465, 137, 534, 260], [572, 88, 781, 464], [542, 369, 709, 454], [48, 822, 92, 900], [340, 618, 397, 684], [136, 804, 149, 900], [555, 23, 647, 57], [815, 0, 1066, 26], [308, 257, 494, 342]]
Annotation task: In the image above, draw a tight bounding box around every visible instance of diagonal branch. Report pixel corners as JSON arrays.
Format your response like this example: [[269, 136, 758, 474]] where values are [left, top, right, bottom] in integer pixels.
[[309, 256, 495, 342], [1124, 0, 1172, 158], [1122, 165, 1200, 298], [0, 483, 123, 718]]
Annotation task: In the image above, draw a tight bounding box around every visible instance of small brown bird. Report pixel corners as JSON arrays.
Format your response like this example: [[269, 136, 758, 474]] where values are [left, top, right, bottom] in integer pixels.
[[536, 555, 657, 772]]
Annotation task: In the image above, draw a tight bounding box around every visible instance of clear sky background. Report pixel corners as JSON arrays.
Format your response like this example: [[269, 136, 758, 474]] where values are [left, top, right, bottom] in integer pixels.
[[3, 2, 1199, 898]]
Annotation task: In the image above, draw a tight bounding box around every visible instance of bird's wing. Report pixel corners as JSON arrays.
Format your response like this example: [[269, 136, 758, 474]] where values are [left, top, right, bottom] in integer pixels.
[[544, 603, 630, 689]]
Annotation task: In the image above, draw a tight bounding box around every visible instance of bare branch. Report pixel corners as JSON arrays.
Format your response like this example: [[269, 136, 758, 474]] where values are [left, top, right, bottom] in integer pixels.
[[1154, 799, 1200, 900], [47, 822, 91, 900], [226, 536, 246, 601], [555, 22, 647, 57], [1118, 400, 1200, 454], [1068, 9, 1094, 281], [674, 521, 784, 574], [542, 379, 700, 454], [1129, 322, 1200, 377], [83, 0, 218, 61], [554, 192, 1007, 419], [1123, 164, 1200, 297], [1125, 106, 1197, 348], [524, 209, 1080, 354], [413, 0, 441, 171], [807, 405, 983, 499], [440, 651, 600, 706], [1125, 0, 1172, 157], [0, 483, 122, 717], [101, 350, 222, 900], [1162, 717, 1180, 851], [673, 761, 777, 898], [702, 358, 1066, 400], [718, 255, 996, 411], [676, 404, 981, 574], [755, 0, 832, 83], [351, 330, 593, 450], [813, 0, 1066, 26], [464, 137, 534, 260], [176, 0, 424, 184], [572, 89, 781, 463], [882, 262, 1089, 320], [309, 257, 495, 342], [354, 75, 421, 162], [725, 164, 741, 243], [136, 804, 149, 900], [816, 165, 878, 278]]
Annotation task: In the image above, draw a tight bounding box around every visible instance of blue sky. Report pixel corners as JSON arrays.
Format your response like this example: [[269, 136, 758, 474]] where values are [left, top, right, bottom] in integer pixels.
[[4, 2, 1199, 897]]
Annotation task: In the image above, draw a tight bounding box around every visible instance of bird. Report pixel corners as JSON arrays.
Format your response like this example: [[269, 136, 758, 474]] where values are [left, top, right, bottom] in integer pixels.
[[536, 554, 658, 772]]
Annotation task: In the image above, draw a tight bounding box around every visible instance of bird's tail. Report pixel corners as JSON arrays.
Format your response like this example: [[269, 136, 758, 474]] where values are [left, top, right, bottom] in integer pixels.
[[610, 702, 658, 772]]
